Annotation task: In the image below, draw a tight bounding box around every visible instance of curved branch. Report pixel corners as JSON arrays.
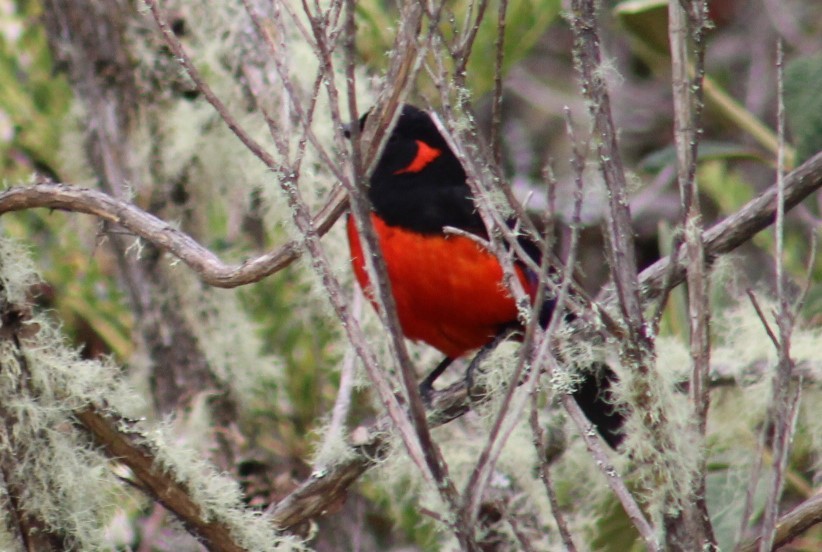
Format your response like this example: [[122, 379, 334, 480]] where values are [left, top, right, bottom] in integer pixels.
[[1, 150, 819, 293], [0, 181, 347, 288]]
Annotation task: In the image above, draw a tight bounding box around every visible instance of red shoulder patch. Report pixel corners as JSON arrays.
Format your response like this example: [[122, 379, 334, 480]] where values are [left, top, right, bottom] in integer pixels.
[[393, 140, 442, 175]]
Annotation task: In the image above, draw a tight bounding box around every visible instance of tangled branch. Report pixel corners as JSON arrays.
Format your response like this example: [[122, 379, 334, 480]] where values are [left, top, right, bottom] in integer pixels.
[[1, 150, 819, 537]]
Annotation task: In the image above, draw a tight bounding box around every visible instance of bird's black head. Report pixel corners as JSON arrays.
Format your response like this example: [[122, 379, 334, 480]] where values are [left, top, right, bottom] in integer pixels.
[[344, 105, 451, 175], [346, 104, 477, 234]]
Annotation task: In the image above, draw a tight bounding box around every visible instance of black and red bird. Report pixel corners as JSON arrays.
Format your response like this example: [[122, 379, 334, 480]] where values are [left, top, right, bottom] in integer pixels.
[[346, 105, 624, 448]]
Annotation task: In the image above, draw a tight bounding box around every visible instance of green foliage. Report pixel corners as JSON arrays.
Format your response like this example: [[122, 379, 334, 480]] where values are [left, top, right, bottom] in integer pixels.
[[0, 0, 133, 361], [0, 0, 71, 178], [355, 0, 561, 99], [589, 496, 643, 552], [616, 0, 791, 162], [3, 209, 134, 358], [697, 160, 754, 216], [614, 0, 669, 60], [639, 141, 765, 174], [784, 53, 822, 164]]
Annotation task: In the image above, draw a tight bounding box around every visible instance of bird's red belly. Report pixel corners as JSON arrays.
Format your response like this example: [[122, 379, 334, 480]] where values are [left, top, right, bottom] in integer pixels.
[[347, 214, 530, 358]]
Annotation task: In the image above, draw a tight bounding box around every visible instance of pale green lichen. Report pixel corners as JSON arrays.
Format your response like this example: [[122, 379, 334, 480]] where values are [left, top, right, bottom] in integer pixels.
[[146, 418, 308, 551], [0, 239, 127, 549], [0, 236, 308, 550]]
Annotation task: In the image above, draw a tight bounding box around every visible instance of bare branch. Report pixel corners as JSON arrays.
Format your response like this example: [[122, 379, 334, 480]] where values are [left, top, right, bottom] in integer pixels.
[[562, 395, 660, 551], [0, 181, 322, 286], [621, 149, 822, 305], [528, 394, 577, 552], [0, 148, 818, 297], [270, 375, 478, 529], [569, 0, 646, 337], [339, 0, 472, 545], [144, 0, 280, 174], [668, 0, 715, 546], [737, 491, 822, 552], [314, 292, 362, 466], [745, 290, 780, 350], [758, 41, 802, 552], [490, 0, 509, 166]]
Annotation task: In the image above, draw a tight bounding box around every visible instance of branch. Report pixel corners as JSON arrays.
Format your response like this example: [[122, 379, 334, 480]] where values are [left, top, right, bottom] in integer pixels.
[[615, 149, 822, 304], [570, 0, 645, 336], [2, 150, 822, 543], [0, 273, 249, 551], [269, 375, 473, 528], [736, 492, 822, 552], [0, 152, 820, 531], [668, 0, 715, 547], [0, 180, 345, 287], [2, 146, 817, 304], [270, 149, 822, 530], [74, 407, 245, 552]]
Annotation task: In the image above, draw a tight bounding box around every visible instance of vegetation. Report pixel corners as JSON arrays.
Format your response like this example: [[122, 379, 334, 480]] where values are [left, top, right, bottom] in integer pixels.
[[0, 0, 820, 550]]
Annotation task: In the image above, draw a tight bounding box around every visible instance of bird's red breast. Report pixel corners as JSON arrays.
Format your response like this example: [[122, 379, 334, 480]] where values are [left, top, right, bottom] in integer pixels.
[[347, 213, 535, 358]]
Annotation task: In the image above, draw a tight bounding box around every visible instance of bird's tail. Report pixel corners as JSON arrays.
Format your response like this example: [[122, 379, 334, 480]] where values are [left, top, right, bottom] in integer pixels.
[[570, 362, 625, 448]]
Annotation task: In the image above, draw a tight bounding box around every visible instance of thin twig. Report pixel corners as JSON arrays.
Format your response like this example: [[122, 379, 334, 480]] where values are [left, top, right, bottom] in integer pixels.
[[612, 149, 822, 305], [241, 0, 349, 185], [562, 395, 660, 551], [339, 0, 472, 545], [524, 113, 590, 551], [758, 41, 801, 552], [490, 0, 509, 166], [502, 505, 538, 552], [454, 0, 491, 74], [528, 392, 577, 552], [314, 291, 362, 468], [745, 290, 780, 350], [668, 0, 715, 545], [569, 0, 646, 337], [145, 0, 280, 174]]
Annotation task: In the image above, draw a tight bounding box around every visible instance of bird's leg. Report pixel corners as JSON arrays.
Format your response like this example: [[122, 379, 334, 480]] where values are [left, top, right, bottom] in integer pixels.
[[419, 356, 454, 404], [465, 326, 520, 397]]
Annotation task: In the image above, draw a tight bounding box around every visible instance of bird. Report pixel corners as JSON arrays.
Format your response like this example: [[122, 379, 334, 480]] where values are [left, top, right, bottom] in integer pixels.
[[345, 104, 624, 448]]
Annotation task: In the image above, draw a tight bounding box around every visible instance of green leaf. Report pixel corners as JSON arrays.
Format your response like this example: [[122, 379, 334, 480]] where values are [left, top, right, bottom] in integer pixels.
[[589, 495, 644, 552], [614, 0, 669, 60], [784, 53, 822, 164], [705, 451, 770, 551], [638, 141, 763, 174]]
